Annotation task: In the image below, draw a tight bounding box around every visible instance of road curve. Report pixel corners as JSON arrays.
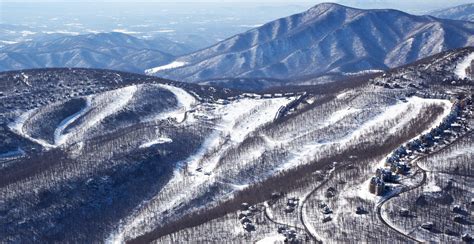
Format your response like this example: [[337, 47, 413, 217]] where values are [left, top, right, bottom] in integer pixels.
[[377, 131, 472, 243]]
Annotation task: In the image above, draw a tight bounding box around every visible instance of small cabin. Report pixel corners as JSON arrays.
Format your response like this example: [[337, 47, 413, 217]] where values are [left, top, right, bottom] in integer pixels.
[[322, 216, 332, 223], [421, 222, 434, 230], [399, 208, 410, 217], [243, 222, 255, 232], [355, 206, 366, 215]]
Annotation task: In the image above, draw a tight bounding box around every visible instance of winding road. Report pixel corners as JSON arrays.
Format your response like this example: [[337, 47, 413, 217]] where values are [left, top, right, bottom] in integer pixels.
[[376, 130, 472, 243]]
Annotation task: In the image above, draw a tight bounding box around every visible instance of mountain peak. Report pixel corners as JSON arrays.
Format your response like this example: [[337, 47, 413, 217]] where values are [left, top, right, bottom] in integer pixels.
[[302, 3, 364, 24], [310, 2, 349, 10], [307, 2, 359, 13]]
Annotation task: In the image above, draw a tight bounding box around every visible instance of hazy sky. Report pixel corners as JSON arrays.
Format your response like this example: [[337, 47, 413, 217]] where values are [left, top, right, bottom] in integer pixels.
[[0, 0, 472, 48], [2, 0, 472, 12]]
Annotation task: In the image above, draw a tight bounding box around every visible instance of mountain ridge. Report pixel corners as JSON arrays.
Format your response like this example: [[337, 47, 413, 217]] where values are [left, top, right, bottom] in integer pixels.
[[0, 32, 195, 73], [149, 3, 474, 87], [429, 3, 474, 22]]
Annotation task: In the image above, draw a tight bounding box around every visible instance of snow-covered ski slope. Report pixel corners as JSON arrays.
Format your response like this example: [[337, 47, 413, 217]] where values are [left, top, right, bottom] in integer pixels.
[[7, 83, 196, 148]]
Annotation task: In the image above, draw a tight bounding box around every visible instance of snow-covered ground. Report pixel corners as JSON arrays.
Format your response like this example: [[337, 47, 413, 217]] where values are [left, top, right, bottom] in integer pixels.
[[454, 52, 474, 79], [138, 137, 173, 148], [423, 179, 442, 193], [8, 109, 54, 148], [145, 61, 187, 75], [256, 234, 285, 244]]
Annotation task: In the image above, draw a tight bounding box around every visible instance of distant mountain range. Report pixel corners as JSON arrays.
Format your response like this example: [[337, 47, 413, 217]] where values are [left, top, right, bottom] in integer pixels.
[[0, 32, 194, 73], [429, 3, 474, 21], [149, 3, 474, 86]]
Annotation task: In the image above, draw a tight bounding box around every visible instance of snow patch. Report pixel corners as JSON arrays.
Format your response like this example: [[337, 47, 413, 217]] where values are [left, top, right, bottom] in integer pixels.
[[424, 180, 442, 193], [454, 52, 474, 79], [139, 137, 172, 148], [336, 91, 349, 99], [112, 29, 140, 35], [343, 69, 384, 76], [145, 61, 187, 74], [256, 234, 286, 244]]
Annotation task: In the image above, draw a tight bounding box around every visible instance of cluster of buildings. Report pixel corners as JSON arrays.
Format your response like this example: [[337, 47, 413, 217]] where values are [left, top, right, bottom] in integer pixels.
[[238, 203, 257, 232], [369, 145, 410, 196], [318, 202, 333, 223], [369, 96, 472, 196], [277, 227, 301, 243]]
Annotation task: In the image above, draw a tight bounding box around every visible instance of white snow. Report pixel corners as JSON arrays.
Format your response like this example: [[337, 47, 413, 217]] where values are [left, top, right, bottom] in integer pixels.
[[256, 234, 285, 244], [264, 202, 274, 219], [153, 29, 176, 33], [139, 137, 172, 148], [8, 109, 54, 148], [343, 69, 384, 76], [105, 95, 453, 242], [454, 52, 474, 79], [336, 91, 349, 99], [112, 29, 140, 35], [145, 61, 187, 75], [20, 72, 31, 86], [0, 40, 18, 45], [423, 180, 442, 193], [325, 107, 360, 126], [86, 86, 137, 129]]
